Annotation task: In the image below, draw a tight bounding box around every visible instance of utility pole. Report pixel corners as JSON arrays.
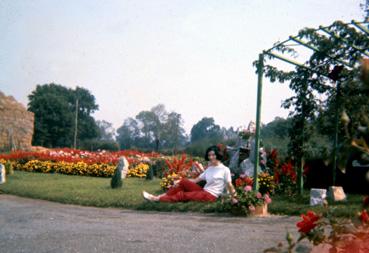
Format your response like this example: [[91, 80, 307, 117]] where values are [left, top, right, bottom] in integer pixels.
[[73, 98, 79, 149]]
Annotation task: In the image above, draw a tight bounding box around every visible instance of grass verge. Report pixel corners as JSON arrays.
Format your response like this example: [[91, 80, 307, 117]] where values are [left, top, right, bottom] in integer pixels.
[[0, 171, 364, 217]]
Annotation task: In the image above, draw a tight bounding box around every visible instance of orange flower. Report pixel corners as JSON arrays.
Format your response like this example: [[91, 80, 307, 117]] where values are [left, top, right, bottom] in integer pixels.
[[296, 211, 320, 233]]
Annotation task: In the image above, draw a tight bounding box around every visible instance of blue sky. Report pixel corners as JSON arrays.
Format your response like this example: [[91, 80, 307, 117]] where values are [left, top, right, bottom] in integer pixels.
[[0, 0, 365, 133]]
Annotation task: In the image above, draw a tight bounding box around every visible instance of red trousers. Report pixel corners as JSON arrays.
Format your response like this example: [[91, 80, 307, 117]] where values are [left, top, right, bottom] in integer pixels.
[[159, 178, 217, 203]]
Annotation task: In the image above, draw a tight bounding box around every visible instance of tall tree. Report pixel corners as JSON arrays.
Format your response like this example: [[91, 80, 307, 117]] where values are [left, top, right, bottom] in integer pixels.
[[190, 117, 222, 143], [116, 117, 140, 149], [117, 105, 187, 151], [96, 120, 115, 141], [28, 83, 99, 147], [162, 112, 187, 151]]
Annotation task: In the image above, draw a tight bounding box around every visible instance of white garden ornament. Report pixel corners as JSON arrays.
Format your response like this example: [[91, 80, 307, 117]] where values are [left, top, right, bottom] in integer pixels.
[[0, 163, 6, 184], [119, 156, 129, 179], [310, 188, 327, 206]]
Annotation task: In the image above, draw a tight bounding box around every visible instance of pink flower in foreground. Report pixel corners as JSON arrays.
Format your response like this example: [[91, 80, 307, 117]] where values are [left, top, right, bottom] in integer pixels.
[[231, 198, 239, 205], [244, 185, 252, 192], [264, 194, 272, 204], [256, 192, 262, 199]]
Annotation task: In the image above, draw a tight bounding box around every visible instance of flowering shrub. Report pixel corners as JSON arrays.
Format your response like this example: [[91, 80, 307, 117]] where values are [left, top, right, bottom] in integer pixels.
[[0, 148, 160, 165], [0, 148, 165, 178], [274, 161, 297, 196], [265, 196, 369, 253], [258, 172, 276, 195], [234, 173, 275, 195], [266, 149, 280, 173], [235, 175, 253, 188], [0, 157, 151, 178], [157, 154, 204, 190], [160, 172, 179, 190], [296, 210, 320, 234], [127, 163, 149, 178], [164, 154, 194, 177], [5, 159, 115, 177], [225, 176, 272, 216]]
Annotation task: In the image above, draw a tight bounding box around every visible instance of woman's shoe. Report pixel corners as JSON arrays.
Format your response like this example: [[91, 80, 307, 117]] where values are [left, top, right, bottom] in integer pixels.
[[142, 191, 158, 202]]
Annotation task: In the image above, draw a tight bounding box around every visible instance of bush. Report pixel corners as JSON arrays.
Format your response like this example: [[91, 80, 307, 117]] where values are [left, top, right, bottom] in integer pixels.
[[5, 160, 14, 175], [111, 166, 123, 188], [150, 158, 168, 178]]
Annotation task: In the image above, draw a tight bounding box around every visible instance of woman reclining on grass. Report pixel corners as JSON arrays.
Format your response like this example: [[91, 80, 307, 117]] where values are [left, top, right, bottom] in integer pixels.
[[142, 145, 237, 203]]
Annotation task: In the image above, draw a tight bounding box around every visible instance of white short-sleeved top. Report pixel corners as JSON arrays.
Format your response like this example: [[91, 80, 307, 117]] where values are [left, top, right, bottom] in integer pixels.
[[199, 163, 232, 197]]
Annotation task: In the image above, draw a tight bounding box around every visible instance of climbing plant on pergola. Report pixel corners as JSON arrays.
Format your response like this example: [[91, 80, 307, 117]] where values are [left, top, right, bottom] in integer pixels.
[[252, 20, 369, 194]]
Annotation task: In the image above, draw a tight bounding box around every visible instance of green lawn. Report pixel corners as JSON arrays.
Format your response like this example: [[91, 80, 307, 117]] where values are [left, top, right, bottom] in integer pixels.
[[0, 171, 222, 213], [0, 171, 364, 217]]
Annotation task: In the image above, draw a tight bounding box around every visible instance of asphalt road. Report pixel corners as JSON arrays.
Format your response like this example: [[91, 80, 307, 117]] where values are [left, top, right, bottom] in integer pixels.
[[0, 195, 303, 253]]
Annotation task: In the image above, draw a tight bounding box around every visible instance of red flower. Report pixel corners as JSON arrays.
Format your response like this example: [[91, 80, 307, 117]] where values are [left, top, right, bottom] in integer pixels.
[[296, 211, 320, 233], [280, 161, 297, 182], [359, 210, 369, 224], [235, 176, 253, 188], [235, 178, 244, 187]]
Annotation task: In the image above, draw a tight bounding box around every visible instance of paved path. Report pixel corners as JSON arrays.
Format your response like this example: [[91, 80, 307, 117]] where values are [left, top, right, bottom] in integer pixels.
[[0, 195, 302, 253]]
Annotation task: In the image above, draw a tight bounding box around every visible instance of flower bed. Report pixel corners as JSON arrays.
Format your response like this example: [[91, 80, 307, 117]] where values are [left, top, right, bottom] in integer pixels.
[[226, 175, 272, 216], [159, 154, 203, 190], [0, 148, 160, 165], [0, 148, 160, 178], [0, 158, 152, 178]]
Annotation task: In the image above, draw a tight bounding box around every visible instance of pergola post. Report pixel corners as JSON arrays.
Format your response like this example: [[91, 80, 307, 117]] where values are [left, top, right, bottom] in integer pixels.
[[253, 53, 264, 191], [332, 81, 341, 186]]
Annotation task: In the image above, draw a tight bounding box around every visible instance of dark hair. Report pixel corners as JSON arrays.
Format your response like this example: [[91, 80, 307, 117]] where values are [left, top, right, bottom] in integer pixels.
[[204, 145, 223, 161]]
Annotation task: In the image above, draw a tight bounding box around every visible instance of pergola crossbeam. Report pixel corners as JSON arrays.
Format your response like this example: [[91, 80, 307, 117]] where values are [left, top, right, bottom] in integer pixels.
[[289, 36, 354, 69], [351, 20, 369, 36], [264, 51, 330, 78], [319, 26, 369, 57]]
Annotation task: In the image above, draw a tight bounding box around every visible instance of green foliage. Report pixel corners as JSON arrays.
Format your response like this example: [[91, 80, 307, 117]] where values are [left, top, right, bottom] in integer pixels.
[[116, 104, 187, 151], [256, 21, 369, 163], [145, 166, 154, 180], [150, 158, 168, 178], [28, 83, 99, 148], [185, 138, 214, 157], [5, 160, 13, 175], [96, 120, 115, 141], [190, 117, 222, 143], [261, 117, 291, 159], [186, 118, 238, 157], [79, 139, 120, 151]]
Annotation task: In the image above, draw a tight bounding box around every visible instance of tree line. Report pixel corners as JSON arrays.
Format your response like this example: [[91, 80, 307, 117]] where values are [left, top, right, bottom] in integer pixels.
[[28, 83, 241, 154]]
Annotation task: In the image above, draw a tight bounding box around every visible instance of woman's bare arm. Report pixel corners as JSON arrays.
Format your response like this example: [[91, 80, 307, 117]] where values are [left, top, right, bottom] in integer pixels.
[[173, 176, 202, 186], [189, 177, 202, 184], [226, 182, 237, 198]]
